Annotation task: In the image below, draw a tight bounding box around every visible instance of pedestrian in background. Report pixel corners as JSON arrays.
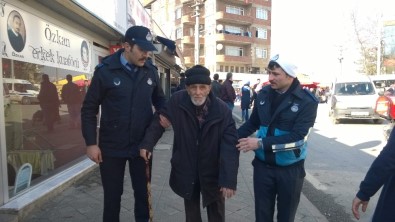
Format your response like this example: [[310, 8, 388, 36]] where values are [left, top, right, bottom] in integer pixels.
[[352, 129, 395, 221], [81, 25, 166, 222], [251, 78, 261, 108], [240, 81, 252, 123], [61, 74, 82, 129], [237, 54, 318, 222], [211, 73, 221, 98], [38, 74, 60, 132], [220, 72, 236, 110], [139, 65, 239, 222], [81, 79, 90, 98], [176, 72, 186, 91]]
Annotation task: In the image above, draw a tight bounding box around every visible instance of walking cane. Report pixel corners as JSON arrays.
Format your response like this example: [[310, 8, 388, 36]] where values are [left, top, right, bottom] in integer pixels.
[[145, 157, 153, 222]]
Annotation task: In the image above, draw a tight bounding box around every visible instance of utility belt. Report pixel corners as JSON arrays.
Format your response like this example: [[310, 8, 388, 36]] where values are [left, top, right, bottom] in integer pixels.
[[254, 157, 305, 168]]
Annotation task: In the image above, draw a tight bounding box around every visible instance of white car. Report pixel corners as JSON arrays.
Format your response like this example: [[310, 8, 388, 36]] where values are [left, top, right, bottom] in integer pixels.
[[328, 75, 383, 124]]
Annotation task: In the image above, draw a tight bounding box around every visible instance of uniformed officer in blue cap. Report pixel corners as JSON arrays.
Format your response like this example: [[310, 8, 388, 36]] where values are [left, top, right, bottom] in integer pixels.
[[81, 25, 166, 222]]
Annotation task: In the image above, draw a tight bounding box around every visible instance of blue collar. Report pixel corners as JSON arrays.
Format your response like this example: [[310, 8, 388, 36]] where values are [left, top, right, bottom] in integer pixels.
[[120, 53, 137, 72]]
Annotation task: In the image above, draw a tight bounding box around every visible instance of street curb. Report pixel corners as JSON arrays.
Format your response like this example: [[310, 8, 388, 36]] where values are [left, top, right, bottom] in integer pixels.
[[0, 159, 97, 221]]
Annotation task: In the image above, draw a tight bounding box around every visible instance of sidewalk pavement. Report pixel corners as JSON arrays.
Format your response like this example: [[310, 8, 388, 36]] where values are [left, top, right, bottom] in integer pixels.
[[21, 126, 329, 222]]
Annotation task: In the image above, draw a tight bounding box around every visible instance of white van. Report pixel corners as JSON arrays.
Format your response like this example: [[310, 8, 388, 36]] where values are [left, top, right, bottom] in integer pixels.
[[3, 78, 39, 105], [329, 74, 383, 124]]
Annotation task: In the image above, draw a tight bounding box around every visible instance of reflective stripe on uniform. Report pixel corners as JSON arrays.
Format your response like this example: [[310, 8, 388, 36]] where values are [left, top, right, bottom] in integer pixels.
[[271, 128, 312, 152]]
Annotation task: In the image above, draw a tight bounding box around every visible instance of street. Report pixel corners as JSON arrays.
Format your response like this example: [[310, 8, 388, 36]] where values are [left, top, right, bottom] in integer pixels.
[[234, 102, 386, 222]]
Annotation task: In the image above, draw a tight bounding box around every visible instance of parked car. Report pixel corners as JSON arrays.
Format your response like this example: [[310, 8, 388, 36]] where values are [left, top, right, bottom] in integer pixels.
[[328, 75, 383, 124], [375, 92, 395, 140], [3, 78, 39, 105]]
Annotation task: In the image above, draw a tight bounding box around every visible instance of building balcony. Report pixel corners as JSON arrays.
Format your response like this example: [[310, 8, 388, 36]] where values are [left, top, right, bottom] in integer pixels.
[[224, 0, 255, 5], [181, 15, 204, 25], [184, 56, 205, 66], [216, 11, 253, 25], [181, 15, 194, 24], [180, 0, 193, 4], [216, 55, 252, 64], [181, 36, 204, 45], [216, 33, 253, 45]]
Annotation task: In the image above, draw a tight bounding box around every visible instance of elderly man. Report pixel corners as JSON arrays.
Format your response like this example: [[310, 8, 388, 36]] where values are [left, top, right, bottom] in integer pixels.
[[140, 65, 239, 222], [237, 54, 318, 222]]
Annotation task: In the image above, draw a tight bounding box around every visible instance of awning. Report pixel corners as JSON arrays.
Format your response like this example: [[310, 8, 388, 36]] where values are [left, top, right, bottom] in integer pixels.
[[156, 36, 176, 55]]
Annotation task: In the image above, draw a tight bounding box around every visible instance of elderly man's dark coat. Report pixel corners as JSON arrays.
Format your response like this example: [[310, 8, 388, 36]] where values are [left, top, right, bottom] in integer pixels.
[[140, 90, 239, 207]]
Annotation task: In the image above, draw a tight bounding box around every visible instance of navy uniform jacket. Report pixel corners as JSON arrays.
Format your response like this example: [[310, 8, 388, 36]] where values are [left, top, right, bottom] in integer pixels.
[[356, 129, 395, 222], [238, 80, 318, 166], [81, 49, 166, 157]]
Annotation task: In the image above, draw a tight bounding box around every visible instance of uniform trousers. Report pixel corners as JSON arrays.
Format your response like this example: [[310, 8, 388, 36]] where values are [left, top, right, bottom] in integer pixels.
[[100, 155, 152, 222], [253, 158, 305, 222]]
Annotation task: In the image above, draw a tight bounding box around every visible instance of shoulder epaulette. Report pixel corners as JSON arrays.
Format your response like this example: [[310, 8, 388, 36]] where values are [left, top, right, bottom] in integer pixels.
[[95, 63, 104, 70], [303, 88, 319, 102]]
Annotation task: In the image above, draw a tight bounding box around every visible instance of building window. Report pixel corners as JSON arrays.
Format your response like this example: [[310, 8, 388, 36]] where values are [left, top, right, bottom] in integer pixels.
[[175, 8, 182, 19], [175, 28, 183, 39], [226, 5, 244, 16], [256, 28, 268, 39], [241, 67, 245, 73], [256, 48, 268, 59], [235, 66, 239, 73], [225, 66, 229, 72], [225, 46, 244, 56], [256, 8, 268, 20], [224, 25, 243, 35], [220, 65, 224, 72]]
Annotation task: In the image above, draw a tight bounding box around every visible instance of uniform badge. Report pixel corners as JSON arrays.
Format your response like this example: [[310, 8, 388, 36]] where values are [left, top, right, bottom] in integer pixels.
[[260, 100, 265, 105], [113, 77, 121, 86], [147, 78, 153, 85], [291, 103, 299, 112], [146, 32, 153, 41]]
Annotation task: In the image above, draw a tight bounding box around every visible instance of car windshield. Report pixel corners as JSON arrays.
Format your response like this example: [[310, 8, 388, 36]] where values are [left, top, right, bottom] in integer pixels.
[[334, 82, 376, 95]]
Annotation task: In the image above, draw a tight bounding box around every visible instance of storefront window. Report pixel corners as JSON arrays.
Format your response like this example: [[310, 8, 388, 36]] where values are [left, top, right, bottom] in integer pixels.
[[3, 58, 90, 198]]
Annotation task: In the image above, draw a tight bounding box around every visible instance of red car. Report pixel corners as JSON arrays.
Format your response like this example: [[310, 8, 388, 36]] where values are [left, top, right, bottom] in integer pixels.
[[375, 94, 395, 140]]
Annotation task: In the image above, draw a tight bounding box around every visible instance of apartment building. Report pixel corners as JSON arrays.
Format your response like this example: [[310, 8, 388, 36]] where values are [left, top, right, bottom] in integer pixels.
[[150, 0, 272, 74], [383, 20, 395, 74]]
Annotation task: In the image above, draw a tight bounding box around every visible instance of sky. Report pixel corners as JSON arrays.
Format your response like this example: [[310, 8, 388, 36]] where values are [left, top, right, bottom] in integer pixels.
[[271, 0, 395, 83]]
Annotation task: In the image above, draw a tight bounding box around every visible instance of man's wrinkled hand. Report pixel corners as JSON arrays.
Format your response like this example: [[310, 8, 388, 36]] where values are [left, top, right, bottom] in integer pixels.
[[140, 149, 152, 162], [220, 187, 236, 199], [159, 114, 171, 128]]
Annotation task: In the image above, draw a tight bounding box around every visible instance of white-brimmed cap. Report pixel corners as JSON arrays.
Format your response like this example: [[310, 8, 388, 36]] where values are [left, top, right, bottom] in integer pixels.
[[269, 54, 298, 78]]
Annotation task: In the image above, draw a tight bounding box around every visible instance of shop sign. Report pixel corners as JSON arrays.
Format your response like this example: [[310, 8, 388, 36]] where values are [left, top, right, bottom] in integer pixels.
[[0, 2, 91, 73], [109, 45, 122, 54]]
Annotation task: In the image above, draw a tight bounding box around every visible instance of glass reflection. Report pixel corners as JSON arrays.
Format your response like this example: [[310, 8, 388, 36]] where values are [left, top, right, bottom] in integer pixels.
[[3, 58, 89, 198]]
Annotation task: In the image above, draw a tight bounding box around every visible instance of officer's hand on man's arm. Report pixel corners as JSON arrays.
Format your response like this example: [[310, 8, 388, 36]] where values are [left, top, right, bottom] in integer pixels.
[[86, 145, 102, 164], [236, 137, 260, 152]]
